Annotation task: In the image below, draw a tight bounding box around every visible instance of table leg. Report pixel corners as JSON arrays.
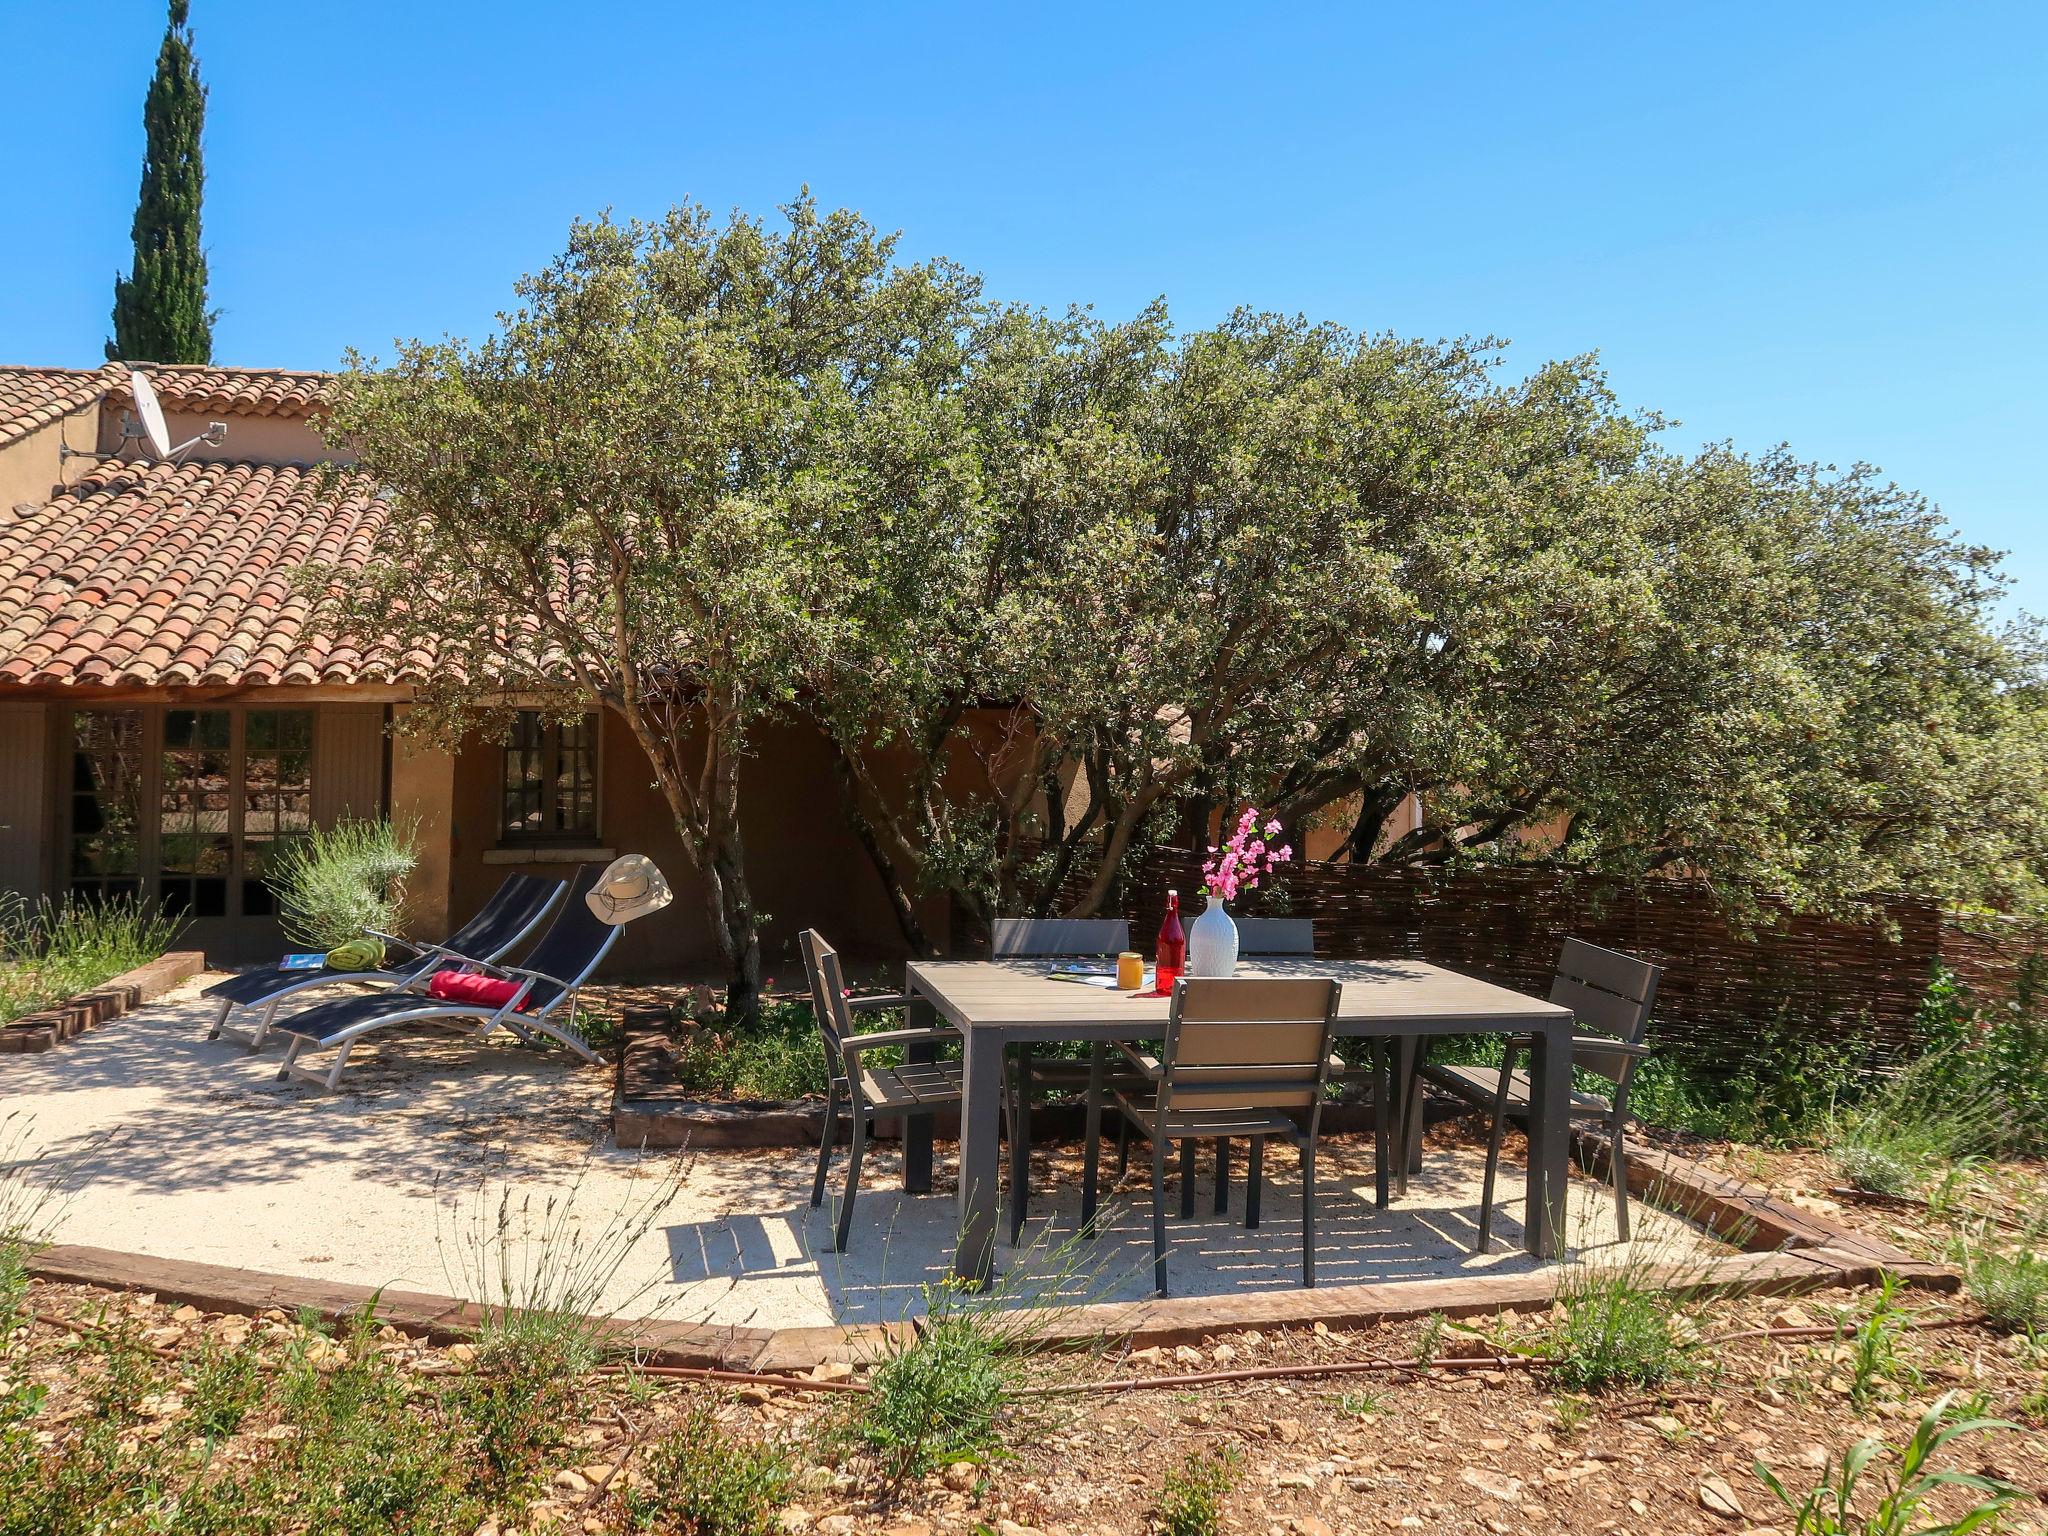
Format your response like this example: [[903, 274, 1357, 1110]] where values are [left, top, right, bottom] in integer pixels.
[[903, 990, 936, 1195], [1081, 1041, 1105, 1238], [953, 1023, 1005, 1286], [1525, 1015, 1571, 1260], [1399, 1035, 1425, 1179]]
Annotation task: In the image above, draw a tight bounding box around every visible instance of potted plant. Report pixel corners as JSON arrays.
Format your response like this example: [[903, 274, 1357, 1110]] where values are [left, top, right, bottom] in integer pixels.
[[1189, 807, 1293, 977]]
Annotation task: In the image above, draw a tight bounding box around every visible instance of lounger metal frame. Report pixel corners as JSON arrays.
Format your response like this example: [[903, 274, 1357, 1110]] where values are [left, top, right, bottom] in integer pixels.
[[271, 868, 619, 1091], [204, 874, 565, 1051]]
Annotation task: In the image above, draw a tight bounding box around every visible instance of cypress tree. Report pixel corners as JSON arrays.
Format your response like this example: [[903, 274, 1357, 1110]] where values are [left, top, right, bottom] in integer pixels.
[[107, 0, 213, 363]]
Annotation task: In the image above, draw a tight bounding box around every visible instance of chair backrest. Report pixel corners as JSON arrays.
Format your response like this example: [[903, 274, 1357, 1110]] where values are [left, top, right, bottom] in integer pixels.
[[797, 928, 854, 1080], [513, 865, 621, 1016], [1157, 977, 1340, 1113], [1548, 937, 1662, 1085], [1235, 916, 1315, 956], [439, 874, 566, 964], [990, 917, 1131, 958]]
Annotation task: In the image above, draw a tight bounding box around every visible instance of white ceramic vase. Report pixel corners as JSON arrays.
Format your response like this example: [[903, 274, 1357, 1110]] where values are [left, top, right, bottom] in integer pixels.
[[1186, 893, 1240, 977]]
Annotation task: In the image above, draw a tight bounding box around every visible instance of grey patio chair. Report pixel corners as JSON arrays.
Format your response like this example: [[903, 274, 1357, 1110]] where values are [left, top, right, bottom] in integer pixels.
[[1159, 912, 1354, 1215], [1204, 916, 1396, 1214], [1109, 976, 1341, 1295], [799, 929, 974, 1253], [1425, 938, 1662, 1252], [993, 917, 1147, 1242], [1235, 916, 1315, 955]]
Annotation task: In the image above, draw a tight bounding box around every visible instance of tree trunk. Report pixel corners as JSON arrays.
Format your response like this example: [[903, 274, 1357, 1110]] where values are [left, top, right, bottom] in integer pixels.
[[706, 835, 763, 1028], [830, 741, 938, 956], [617, 696, 765, 1028]]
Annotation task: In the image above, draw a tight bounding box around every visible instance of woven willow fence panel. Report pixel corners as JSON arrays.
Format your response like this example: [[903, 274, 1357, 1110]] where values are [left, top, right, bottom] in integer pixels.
[[1073, 848, 2040, 1066]]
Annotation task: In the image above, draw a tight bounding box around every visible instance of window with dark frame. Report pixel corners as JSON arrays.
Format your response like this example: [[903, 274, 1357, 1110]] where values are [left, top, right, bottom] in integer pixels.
[[498, 711, 599, 845]]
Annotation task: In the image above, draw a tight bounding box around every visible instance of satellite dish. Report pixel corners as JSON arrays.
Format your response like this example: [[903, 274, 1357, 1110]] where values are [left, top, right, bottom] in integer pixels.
[[128, 368, 172, 458], [122, 367, 226, 462]]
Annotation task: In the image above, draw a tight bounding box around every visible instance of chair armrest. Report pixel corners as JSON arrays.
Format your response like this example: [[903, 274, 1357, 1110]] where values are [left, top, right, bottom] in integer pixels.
[[838, 1024, 961, 1059], [1502, 1032, 1652, 1059], [492, 962, 578, 994], [1115, 1043, 1164, 1078], [845, 992, 916, 1012]]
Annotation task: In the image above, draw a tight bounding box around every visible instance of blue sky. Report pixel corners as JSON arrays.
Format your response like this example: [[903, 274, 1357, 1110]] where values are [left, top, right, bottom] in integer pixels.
[[3, 2, 2041, 612]]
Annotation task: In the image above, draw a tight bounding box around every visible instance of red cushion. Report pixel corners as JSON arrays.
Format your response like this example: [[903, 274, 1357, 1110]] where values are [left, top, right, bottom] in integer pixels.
[[426, 970, 522, 1008]]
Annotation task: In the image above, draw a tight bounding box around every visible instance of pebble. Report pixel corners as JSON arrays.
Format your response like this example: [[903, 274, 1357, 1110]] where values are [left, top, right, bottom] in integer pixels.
[[1458, 1468, 1523, 1503]]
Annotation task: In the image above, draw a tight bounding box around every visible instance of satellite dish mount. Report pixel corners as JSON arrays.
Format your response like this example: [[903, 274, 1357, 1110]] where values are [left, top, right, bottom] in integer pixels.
[[123, 368, 226, 461]]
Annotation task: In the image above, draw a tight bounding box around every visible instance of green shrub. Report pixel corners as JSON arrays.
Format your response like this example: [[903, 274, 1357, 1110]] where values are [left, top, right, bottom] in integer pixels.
[[1156, 1445, 1240, 1536], [670, 997, 832, 1100], [1828, 1045, 2000, 1197], [1966, 1248, 2048, 1333], [435, 1170, 687, 1477], [856, 1280, 1026, 1482], [265, 816, 419, 950], [187, 1339, 263, 1443], [1846, 1274, 1916, 1409], [1543, 1247, 1700, 1393], [634, 1399, 794, 1536], [1752, 1391, 2023, 1534], [0, 895, 182, 1025], [1912, 960, 2048, 1158]]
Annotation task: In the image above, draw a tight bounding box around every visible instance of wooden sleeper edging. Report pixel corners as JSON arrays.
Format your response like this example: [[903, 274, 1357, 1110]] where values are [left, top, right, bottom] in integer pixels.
[[0, 951, 206, 1055]]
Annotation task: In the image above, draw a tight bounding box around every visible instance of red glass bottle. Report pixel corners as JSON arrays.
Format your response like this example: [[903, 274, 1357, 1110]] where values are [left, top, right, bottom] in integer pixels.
[[1155, 889, 1186, 996]]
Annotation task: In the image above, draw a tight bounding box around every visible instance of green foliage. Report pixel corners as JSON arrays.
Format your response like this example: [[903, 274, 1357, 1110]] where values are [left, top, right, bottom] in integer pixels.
[[1751, 1391, 2024, 1535], [1965, 1248, 2048, 1333], [1908, 960, 2048, 1157], [634, 1398, 795, 1536], [1336, 1387, 1386, 1417], [1628, 1031, 1860, 1145], [264, 816, 419, 951], [187, 1338, 263, 1442], [1846, 1274, 1916, 1409], [0, 894, 182, 1025], [1544, 1249, 1699, 1393], [1156, 1445, 1240, 1536], [323, 191, 2048, 1013], [1829, 1044, 2002, 1197], [321, 195, 985, 1026], [855, 1281, 1027, 1482], [107, 0, 212, 364], [670, 997, 831, 1100]]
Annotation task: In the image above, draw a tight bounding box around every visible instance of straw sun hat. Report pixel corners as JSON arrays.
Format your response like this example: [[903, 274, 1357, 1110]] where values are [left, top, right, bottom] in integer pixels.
[[585, 854, 674, 925]]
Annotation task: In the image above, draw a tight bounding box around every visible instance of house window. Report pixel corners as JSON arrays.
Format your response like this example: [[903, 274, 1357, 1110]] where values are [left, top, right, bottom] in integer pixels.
[[66, 705, 322, 924], [498, 711, 598, 844], [69, 710, 146, 905]]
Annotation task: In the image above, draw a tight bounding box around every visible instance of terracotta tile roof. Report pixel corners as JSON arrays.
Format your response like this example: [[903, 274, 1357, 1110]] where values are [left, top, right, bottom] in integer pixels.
[[0, 364, 335, 454], [0, 459, 427, 688], [103, 364, 334, 420], [0, 367, 106, 449]]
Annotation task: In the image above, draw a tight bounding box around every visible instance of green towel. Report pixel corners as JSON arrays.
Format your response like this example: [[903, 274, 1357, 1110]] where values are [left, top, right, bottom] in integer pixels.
[[324, 937, 385, 972]]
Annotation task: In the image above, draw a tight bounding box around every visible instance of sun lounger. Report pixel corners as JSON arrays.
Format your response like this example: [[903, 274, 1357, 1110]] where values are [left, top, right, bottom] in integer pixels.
[[203, 873, 567, 1050], [270, 858, 669, 1091]]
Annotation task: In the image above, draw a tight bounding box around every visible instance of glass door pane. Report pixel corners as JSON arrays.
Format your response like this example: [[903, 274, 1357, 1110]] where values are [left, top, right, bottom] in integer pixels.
[[552, 715, 596, 835], [69, 710, 146, 904], [159, 709, 233, 918], [242, 710, 314, 916]]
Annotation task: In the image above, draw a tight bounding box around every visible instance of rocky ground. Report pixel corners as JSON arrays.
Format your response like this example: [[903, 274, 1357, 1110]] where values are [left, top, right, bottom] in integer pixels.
[[9, 1253, 2045, 1535]]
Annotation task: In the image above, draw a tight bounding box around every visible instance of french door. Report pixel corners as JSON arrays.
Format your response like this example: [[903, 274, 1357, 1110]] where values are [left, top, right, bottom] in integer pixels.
[[67, 706, 315, 953]]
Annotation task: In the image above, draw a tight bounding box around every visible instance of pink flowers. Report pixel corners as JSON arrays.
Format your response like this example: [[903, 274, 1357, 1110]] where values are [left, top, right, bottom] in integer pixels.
[[1202, 806, 1294, 902]]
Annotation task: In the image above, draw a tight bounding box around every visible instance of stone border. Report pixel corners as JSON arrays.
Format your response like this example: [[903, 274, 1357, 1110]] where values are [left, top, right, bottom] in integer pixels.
[[25, 1139, 1956, 1372], [0, 951, 206, 1055]]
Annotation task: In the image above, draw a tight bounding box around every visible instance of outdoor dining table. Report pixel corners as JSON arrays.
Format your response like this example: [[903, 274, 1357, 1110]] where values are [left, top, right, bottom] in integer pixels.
[[900, 957, 1576, 1285]]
